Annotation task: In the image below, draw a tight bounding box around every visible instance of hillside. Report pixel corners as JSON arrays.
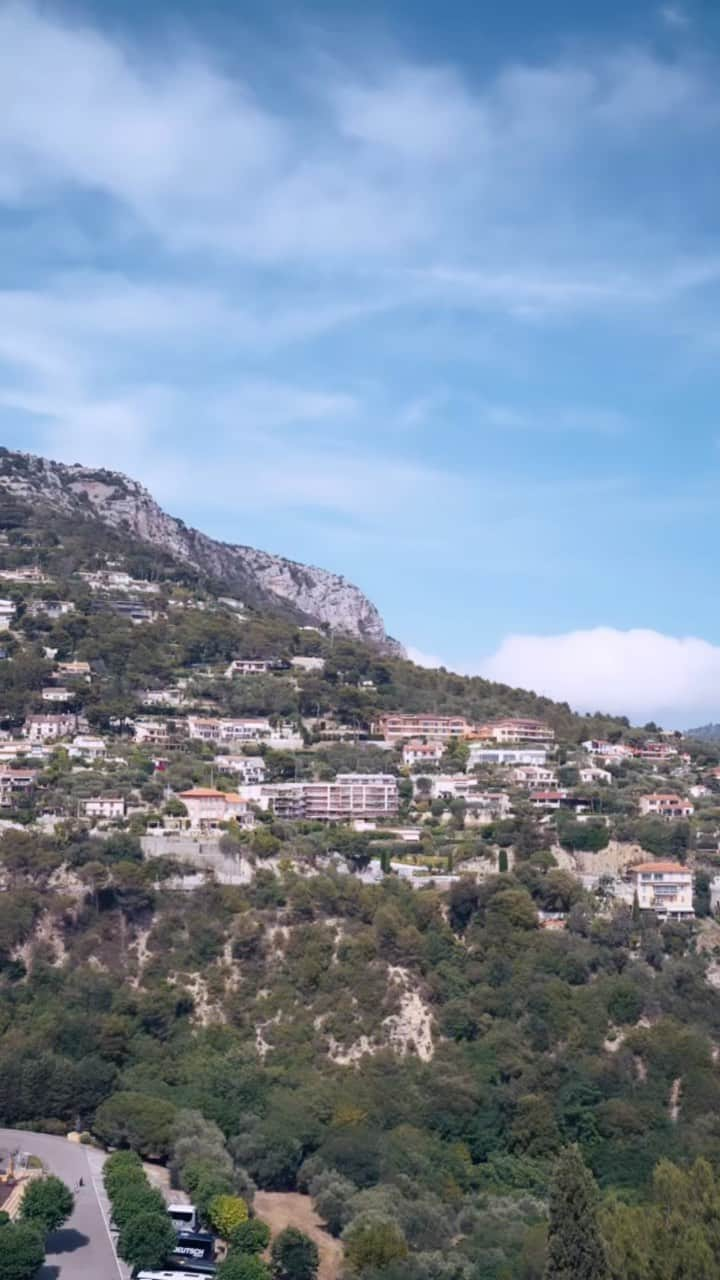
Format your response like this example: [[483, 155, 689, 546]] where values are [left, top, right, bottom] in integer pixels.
[[0, 448, 398, 651], [2, 447, 720, 1278], [687, 723, 720, 742]]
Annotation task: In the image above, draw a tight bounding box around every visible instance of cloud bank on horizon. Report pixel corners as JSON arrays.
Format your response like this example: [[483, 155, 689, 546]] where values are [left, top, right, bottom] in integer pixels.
[[1, 0, 720, 725], [408, 629, 720, 730]]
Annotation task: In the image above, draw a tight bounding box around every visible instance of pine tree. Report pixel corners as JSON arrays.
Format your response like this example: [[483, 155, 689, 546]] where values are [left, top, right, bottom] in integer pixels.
[[545, 1145, 609, 1280]]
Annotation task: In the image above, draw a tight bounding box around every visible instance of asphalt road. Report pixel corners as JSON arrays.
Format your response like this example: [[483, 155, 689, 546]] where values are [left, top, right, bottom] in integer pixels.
[[0, 1129, 127, 1280]]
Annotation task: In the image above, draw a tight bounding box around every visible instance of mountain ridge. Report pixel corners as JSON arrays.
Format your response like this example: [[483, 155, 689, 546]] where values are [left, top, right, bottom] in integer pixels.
[[0, 447, 401, 653]]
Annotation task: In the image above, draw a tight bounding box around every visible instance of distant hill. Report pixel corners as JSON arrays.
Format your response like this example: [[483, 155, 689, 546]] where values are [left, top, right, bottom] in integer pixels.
[[686, 723, 720, 742], [0, 447, 399, 653]]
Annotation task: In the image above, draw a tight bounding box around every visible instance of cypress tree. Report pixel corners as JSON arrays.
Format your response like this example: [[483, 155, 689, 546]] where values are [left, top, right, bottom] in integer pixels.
[[545, 1145, 609, 1280]]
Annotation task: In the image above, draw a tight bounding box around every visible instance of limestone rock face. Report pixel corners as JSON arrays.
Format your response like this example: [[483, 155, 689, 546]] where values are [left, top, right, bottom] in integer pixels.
[[0, 448, 401, 652]]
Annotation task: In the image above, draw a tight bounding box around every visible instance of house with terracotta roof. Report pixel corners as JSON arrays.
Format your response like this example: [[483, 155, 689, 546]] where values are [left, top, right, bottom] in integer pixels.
[[639, 794, 694, 819], [631, 741, 678, 760], [474, 718, 555, 744], [375, 713, 472, 742], [403, 739, 444, 767], [631, 861, 694, 919], [178, 787, 253, 830], [528, 790, 593, 814]]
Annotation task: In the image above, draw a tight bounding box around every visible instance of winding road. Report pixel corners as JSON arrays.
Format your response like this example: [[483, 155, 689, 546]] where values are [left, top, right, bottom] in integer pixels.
[[0, 1129, 128, 1279]]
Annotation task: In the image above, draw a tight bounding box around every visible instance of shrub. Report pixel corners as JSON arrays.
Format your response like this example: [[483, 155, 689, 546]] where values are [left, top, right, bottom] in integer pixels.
[[208, 1193, 249, 1239], [218, 1254, 271, 1280], [271, 1226, 319, 1280], [229, 1217, 271, 1254]]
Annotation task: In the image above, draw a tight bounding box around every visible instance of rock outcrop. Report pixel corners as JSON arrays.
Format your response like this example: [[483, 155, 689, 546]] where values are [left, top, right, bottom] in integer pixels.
[[0, 448, 400, 651]]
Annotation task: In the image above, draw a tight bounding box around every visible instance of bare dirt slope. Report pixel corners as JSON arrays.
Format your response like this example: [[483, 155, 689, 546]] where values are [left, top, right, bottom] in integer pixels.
[[254, 1190, 343, 1280]]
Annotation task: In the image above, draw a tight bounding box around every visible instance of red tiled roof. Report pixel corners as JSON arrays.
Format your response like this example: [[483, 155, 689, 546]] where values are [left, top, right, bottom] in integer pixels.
[[632, 861, 689, 874]]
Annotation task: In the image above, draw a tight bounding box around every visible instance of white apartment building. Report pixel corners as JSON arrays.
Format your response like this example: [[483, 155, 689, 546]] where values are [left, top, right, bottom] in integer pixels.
[[0, 768, 37, 807], [512, 765, 558, 789], [475, 718, 555, 744], [631, 861, 694, 920], [178, 787, 253, 830], [57, 661, 92, 679], [582, 740, 633, 760], [403, 740, 445, 767], [24, 714, 77, 741], [465, 791, 512, 821], [375, 713, 472, 742], [41, 687, 72, 703], [69, 735, 107, 760], [187, 716, 271, 744], [225, 658, 281, 677], [133, 719, 184, 746], [579, 765, 612, 785], [429, 775, 479, 800], [467, 745, 548, 768], [261, 774, 399, 822], [0, 567, 47, 584], [79, 570, 159, 594], [213, 755, 267, 784], [0, 742, 49, 763], [187, 716, 302, 749], [84, 796, 125, 820], [639, 794, 694, 819], [0, 599, 15, 629], [139, 688, 186, 708], [26, 600, 74, 619], [306, 775, 398, 820]]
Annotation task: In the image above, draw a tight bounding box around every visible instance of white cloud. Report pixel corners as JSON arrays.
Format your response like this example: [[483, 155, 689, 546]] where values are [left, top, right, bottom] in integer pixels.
[[0, 2, 716, 282], [478, 627, 720, 727], [405, 645, 444, 669], [659, 5, 690, 29]]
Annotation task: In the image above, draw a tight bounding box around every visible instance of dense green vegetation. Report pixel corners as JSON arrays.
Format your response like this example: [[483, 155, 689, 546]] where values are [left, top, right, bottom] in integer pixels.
[[2, 823, 720, 1276]]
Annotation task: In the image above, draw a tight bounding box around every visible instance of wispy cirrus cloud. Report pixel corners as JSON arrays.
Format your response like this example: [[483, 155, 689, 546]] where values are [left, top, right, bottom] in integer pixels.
[[659, 5, 691, 30]]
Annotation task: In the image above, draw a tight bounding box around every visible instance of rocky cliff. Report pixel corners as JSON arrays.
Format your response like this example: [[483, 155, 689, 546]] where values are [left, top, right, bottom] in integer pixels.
[[0, 448, 400, 651]]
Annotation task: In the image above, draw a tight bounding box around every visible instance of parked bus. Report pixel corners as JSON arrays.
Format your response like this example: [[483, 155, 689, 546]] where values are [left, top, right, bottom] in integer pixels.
[[171, 1229, 215, 1261]]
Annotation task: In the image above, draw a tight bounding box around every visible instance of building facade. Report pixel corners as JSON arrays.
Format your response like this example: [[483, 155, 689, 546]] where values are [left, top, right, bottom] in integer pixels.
[[261, 773, 399, 821], [474, 718, 555, 743], [631, 861, 694, 919], [178, 787, 252, 829], [639, 794, 694, 819], [467, 745, 548, 768], [375, 713, 472, 742]]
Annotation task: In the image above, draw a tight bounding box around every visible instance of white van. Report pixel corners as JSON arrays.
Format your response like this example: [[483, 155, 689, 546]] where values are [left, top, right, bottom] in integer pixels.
[[167, 1203, 198, 1232]]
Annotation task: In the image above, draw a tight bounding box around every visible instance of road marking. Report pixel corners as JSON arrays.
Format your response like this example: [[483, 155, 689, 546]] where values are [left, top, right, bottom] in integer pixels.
[[88, 1154, 127, 1280]]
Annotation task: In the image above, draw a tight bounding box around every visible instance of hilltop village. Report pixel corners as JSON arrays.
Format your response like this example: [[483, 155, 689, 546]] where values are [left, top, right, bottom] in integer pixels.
[[0, 556, 717, 923]]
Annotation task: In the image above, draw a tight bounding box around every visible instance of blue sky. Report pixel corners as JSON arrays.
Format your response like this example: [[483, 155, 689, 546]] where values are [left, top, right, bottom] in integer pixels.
[[1, 0, 720, 725]]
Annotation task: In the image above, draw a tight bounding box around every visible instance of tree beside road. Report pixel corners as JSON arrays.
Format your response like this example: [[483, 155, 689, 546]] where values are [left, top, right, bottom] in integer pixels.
[[20, 1174, 74, 1234], [0, 1220, 45, 1280]]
